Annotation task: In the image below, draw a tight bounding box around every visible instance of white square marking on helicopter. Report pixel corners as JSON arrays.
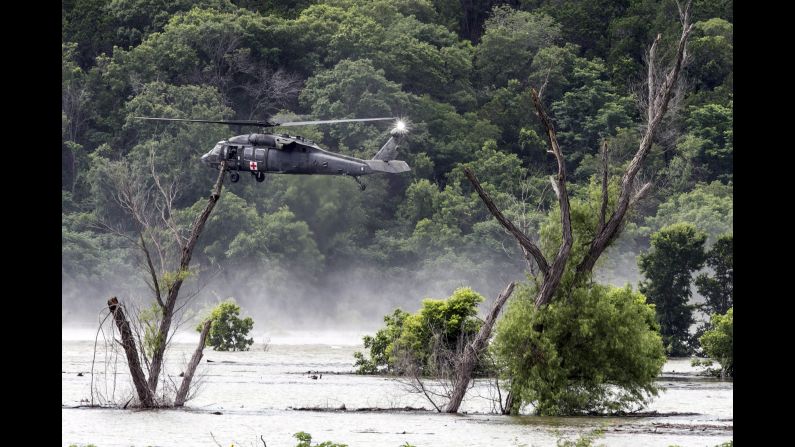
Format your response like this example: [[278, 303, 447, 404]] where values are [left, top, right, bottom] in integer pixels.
[[250, 161, 258, 170]]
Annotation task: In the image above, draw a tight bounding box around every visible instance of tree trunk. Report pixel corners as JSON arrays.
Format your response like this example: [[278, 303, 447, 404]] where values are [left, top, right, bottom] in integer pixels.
[[444, 282, 516, 413], [502, 390, 514, 415], [174, 319, 212, 407], [107, 297, 156, 408], [148, 162, 227, 393]]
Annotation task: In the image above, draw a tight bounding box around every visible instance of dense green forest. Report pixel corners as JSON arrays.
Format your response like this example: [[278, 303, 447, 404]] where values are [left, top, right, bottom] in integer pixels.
[[62, 0, 732, 333]]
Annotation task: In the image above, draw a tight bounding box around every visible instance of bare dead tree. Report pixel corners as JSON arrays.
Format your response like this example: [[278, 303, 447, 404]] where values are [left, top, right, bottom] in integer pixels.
[[575, 3, 693, 278], [194, 30, 242, 101], [393, 324, 466, 412], [446, 1, 694, 414], [97, 160, 227, 407], [62, 76, 90, 144], [227, 49, 303, 120], [465, 88, 571, 309], [465, 1, 693, 307]]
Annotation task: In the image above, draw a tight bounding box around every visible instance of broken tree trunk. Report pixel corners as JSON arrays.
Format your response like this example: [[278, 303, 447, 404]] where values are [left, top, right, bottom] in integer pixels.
[[174, 319, 212, 407], [444, 282, 516, 413], [107, 296, 156, 407]]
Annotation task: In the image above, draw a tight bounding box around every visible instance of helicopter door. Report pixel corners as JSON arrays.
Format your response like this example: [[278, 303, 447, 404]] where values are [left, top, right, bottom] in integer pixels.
[[243, 146, 254, 170], [255, 148, 267, 171]]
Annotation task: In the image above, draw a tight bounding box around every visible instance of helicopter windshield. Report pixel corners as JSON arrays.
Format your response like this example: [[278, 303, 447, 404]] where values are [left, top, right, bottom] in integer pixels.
[[211, 142, 223, 156]]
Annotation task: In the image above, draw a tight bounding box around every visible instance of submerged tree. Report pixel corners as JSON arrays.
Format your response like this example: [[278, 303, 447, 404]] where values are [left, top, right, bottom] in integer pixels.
[[697, 307, 733, 378], [494, 283, 665, 415], [199, 299, 255, 352]]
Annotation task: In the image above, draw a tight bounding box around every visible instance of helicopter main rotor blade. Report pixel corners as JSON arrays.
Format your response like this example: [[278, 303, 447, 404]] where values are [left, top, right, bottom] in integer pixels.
[[134, 117, 275, 127], [134, 116, 396, 128], [275, 117, 395, 127]]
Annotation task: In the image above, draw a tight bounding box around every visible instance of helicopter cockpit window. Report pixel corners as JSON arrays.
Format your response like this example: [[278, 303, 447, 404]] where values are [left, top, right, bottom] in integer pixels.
[[211, 143, 223, 156], [227, 146, 238, 160], [243, 146, 254, 159]]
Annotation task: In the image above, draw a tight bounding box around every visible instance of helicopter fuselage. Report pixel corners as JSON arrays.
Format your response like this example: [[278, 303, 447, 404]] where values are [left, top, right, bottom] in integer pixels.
[[202, 133, 383, 177]]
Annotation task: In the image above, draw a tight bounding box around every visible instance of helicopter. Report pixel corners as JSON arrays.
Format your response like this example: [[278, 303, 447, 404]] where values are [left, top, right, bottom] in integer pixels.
[[134, 116, 411, 190]]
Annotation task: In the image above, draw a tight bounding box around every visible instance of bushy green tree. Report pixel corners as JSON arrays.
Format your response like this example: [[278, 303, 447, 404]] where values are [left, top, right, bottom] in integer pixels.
[[638, 224, 707, 356], [354, 287, 484, 374], [354, 309, 410, 374], [199, 299, 255, 351], [698, 307, 733, 378], [493, 283, 666, 415]]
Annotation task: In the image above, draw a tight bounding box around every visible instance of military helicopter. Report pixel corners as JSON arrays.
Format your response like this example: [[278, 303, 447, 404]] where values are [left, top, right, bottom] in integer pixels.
[[134, 116, 410, 190]]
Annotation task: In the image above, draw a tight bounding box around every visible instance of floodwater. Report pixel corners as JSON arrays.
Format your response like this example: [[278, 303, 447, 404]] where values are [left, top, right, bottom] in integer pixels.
[[62, 334, 732, 447]]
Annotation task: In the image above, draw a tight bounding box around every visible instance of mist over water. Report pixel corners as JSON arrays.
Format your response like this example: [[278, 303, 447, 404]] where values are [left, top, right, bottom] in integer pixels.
[[62, 254, 528, 343]]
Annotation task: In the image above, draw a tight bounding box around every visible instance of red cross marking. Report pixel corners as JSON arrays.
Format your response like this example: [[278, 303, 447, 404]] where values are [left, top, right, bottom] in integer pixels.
[[250, 161, 258, 171]]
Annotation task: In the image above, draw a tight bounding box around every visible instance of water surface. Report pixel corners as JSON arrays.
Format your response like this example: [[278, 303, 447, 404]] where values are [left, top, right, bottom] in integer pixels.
[[62, 338, 732, 446]]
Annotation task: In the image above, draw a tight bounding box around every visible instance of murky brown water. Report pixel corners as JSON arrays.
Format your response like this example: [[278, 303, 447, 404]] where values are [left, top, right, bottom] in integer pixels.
[[62, 336, 732, 446]]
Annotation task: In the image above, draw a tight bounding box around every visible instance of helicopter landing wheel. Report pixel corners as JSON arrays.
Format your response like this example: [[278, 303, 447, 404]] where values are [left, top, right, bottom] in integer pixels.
[[255, 172, 266, 183], [230, 172, 240, 183]]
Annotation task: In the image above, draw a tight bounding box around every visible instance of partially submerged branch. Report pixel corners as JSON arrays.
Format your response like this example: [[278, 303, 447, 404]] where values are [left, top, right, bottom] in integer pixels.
[[445, 282, 516, 413], [175, 319, 212, 406]]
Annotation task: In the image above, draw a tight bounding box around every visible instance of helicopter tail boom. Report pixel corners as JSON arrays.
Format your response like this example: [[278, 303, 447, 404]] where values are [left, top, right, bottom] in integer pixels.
[[365, 159, 410, 174]]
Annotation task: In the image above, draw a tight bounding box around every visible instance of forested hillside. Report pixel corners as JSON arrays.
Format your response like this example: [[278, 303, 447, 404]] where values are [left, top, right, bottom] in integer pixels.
[[62, 0, 732, 330]]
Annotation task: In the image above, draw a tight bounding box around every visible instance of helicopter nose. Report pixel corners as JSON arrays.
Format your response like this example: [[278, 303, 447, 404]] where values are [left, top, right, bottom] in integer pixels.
[[201, 152, 210, 164]]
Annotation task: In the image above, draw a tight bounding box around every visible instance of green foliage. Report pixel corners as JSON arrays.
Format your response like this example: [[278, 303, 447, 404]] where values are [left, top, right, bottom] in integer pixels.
[[555, 428, 606, 447], [474, 5, 561, 88], [140, 302, 164, 360], [698, 307, 733, 378], [550, 56, 636, 168], [639, 224, 707, 356], [687, 19, 733, 92], [354, 309, 410, 374], [531, 0, 630, 59], [644, 182, 733, 245], [685, 102, 733, 183], [493, 283, 665, 415], [354, 287, 484, 374], [293, 431, 348, 447], [198, 299, 255, 351]]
